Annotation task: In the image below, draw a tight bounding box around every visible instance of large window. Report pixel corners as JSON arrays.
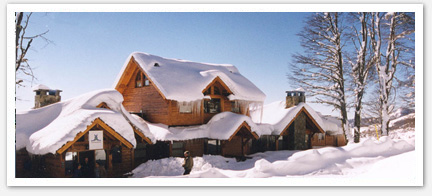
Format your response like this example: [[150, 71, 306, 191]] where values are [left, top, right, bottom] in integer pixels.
[[204, 98, 221, 113]]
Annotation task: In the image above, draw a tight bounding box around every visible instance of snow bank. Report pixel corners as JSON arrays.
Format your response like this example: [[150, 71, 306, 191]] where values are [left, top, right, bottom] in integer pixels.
[[16, 89, 148, 155], [113, 52, 266, 102], [131, 136, 414, 178], [132, 112, 260, 141]]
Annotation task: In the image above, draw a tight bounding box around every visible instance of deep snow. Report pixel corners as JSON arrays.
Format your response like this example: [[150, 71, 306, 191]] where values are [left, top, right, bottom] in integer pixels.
[[131, 127, 415, 179]]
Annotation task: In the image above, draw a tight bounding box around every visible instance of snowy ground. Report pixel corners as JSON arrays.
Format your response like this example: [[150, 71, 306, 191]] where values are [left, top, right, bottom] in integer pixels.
[[131, 122, 417, 181]]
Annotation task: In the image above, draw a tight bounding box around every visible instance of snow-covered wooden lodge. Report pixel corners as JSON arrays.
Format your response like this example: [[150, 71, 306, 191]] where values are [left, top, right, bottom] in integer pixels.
[[15, 52, 346, 178]]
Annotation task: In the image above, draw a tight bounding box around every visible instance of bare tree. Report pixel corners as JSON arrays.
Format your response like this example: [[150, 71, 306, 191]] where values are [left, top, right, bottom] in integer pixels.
[[370, 12, 414, 136], [347, 12, 375, 143], [15, 12, 51, 86], [289, 12, 351, 142]]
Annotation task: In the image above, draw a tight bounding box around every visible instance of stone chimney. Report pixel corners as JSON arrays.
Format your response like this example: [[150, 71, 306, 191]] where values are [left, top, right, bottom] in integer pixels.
[[33, 84, 62, 109], [285, 88, 305, 108]]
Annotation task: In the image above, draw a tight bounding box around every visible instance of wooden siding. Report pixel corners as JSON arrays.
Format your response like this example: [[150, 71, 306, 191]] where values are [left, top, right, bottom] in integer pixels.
[[221, 136, 252, 157], [120, 59, 170, 124], [311, 133, 326, 146], [111, 146, 134, 178], [184, 139, 206, 157], [168, 101, 203, 126]]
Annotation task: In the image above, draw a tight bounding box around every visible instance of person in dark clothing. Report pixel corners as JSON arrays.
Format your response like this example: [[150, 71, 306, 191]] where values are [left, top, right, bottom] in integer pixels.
[[72, 164, 82, 178], [94, 162, 107, 178], [81, 157, 93, 178], [182, 151, 193, 175]]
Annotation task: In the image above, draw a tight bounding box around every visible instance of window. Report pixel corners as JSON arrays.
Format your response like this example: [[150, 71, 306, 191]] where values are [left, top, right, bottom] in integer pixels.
[[179, 102, 192, 113], [143, 74, 149, 86], [204, 98, 221, 113], [203, 87, 211, 96], [231, 101, 240, 113], [49, 90, 56, 96], [135, 71, 149, 88], [318, 133, 324, 140], [135, 72, 142, 88], [172, 141, 184, 157]]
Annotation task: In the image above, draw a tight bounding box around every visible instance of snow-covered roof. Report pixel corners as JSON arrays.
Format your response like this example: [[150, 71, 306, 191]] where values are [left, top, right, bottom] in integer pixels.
[[16, 89, 155, 155], [250, 101, 342, 135], [132, 112, 260, 141], [113, 52, 266, 102]]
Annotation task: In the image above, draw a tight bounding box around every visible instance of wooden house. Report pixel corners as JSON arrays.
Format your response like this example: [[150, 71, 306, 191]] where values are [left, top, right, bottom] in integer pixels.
[[113, 52, 266, 127]]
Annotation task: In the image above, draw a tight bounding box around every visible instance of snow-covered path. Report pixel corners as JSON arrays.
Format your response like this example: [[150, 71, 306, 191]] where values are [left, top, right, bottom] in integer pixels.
[[131, 136, 415, 179]]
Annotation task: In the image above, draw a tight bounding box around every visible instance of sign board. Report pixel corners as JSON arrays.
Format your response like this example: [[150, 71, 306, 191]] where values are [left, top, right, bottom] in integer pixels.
[[89, 130, 103, 150]]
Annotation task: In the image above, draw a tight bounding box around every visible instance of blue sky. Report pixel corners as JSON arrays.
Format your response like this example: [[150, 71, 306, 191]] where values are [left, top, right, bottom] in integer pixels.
[[16, 12, 344, 116]]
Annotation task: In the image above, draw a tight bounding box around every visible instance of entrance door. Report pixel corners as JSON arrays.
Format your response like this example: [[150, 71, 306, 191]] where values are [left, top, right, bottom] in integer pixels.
[[78, 151, 95, 178]]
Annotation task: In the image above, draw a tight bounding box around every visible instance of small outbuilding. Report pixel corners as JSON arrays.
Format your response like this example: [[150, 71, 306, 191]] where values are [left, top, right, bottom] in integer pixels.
[[250, 93, 346, 153]]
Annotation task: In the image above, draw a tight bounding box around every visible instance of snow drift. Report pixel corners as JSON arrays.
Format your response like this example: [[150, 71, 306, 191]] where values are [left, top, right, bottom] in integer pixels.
[[131, 136, 415, 178]]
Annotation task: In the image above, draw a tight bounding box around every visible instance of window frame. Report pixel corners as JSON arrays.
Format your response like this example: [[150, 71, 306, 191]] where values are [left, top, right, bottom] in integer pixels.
[[204, 98, 221, 114], [135, 71, 150, 88]]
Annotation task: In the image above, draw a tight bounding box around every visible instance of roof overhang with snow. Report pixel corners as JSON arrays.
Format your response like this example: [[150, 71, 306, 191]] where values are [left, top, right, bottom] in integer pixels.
[[279, 107, 325, 136], [16, 89, 156, 155], [113, 52, 266, 103], [56, 118, 134, 155], [131, 112, 261, 142]]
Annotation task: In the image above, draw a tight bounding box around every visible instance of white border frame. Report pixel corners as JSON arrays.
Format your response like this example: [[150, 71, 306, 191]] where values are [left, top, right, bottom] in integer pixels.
[[7, 4, 423, 187]]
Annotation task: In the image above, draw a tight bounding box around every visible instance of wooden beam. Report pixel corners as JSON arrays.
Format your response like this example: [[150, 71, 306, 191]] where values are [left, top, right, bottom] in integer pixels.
[[115, 57, 138, 94]]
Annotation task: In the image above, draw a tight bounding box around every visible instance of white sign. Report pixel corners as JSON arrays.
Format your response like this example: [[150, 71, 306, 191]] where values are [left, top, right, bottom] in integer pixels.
[[89, 131, 103, 150]]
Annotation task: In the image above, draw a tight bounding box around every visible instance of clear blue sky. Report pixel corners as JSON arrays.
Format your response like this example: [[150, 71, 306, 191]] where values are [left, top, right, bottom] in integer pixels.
[[16, 12, 344, 117]]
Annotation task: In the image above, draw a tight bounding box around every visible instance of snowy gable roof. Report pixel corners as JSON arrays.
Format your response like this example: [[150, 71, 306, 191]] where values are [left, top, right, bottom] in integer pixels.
[[131, 112, 260, 141], [113, 52, 266, 102], [16, 89, 155, 155], [250, 101, 342, 135]]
